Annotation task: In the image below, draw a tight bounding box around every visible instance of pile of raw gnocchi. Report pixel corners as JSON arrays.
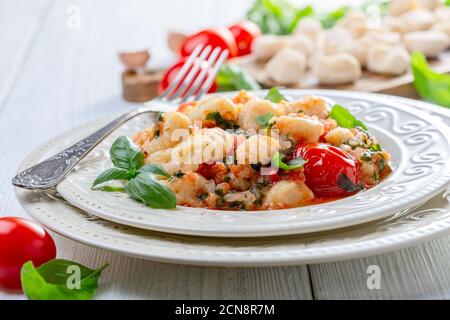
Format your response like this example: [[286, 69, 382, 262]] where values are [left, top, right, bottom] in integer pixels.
[[252, 0, 450, 86]]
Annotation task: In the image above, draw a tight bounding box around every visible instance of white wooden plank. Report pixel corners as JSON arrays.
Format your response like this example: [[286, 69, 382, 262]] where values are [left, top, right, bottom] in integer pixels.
[[309, 236, 450, 299], [0, 0, 312, 300], [0, 0, 50, 110]]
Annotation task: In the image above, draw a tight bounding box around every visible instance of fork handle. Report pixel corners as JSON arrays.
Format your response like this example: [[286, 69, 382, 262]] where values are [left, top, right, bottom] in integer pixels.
[[12, 109, 144, 190]]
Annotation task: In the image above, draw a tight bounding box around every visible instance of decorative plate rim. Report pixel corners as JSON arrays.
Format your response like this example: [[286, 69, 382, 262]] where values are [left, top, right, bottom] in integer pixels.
[[13, 91, 450, 266]]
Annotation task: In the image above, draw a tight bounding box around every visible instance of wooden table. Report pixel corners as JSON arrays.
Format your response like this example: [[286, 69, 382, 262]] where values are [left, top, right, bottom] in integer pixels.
[[1, 0, 449, 300]]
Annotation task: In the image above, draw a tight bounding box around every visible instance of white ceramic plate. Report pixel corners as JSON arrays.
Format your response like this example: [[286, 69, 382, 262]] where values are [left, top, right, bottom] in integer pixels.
[[55, 90, 450, 237], [14, 93, 450, 266]]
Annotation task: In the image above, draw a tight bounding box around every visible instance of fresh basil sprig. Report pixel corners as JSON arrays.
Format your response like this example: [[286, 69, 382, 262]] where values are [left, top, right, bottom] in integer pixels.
[[411, 51, 450, 108], [271, 152, 307, 170], [255, 112, 276, 128], [21, 259, 108, 300], [109, 136, 144, 172], [265, 87, 287, 103], [138, 164, 170, 178], [92, 167, 132, 188], [92, 136, 176, 209], [125, 173, 176, 209], [329, 104, 368, 130]]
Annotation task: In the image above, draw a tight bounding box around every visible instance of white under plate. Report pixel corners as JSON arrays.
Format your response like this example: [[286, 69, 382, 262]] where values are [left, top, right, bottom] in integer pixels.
[[14, 93, 450, 266], [54, 90, 450, 237]]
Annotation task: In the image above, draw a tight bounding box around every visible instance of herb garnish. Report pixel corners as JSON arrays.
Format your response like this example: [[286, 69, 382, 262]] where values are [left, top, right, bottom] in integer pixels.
[[205, 112, 239, 130], [92, 136, 176, 209], [329, 104, 368, 131], [255, 112, 276, 128], [411, 52, 450, 108], [337, 173, 361, 193], [21, 259, 108, 300], [265, 87, 287, 103], [271, 152, 307, 170], [216, 63, 261, 91]]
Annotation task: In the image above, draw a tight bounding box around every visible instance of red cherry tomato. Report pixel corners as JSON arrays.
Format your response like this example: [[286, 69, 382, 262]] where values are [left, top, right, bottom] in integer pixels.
[[293, 143, 359, 197], [196, 163, 216, 180], [158, 58, 217, 95], [228, 20, 261, 56], [0, 217, 56, 291], [180, 28, 238, 58]]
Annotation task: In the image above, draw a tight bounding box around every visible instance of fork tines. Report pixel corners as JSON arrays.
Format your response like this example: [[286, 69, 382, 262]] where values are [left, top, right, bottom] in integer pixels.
[[159, 44, 229, 103]]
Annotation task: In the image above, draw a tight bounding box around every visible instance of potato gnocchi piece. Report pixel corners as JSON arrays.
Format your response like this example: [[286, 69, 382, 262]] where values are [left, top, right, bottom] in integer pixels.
[[336, 10, 369, 37], [265, 47, 307, 85], [238, 99, 284, 130], [367, 43, 410, 76], [235, 134, 280, 165], [435, 7, 450, 22], [288, 34, 314, 58], [294, 17, 323, 43], [264, 181, 314, 208], [252, 35, 290, 60], [273, 115, 324, 144], [146, 128, 234, 173], [325, 127, 354, 146], [389, 0, 418, 17], [181, 96, 238, 125], [399, 9, 435, 32], [167, 173, 210, 207], [133, 111, 191, 157], [319, 28, 355, 56], [313, 53, 362, 85], [404, 31, 450, 57], [281, 96, 329, 119]]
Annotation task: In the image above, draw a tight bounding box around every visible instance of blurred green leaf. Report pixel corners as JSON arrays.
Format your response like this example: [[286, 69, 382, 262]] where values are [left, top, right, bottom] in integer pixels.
[[411, 52, 450, 108], [246, 0, 313, 35], [318, 6, 349, 29], [217, 64, 261, 91]]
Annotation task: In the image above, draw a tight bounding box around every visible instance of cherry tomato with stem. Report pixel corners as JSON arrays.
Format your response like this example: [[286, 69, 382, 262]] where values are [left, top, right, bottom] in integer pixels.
[[0, 217, 56, 291], [293, 143, 360, 197]]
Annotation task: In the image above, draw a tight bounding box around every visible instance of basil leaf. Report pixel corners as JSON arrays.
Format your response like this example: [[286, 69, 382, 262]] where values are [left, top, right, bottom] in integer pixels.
[[125, 173, 176, 209], [92, 167, 132, 188], [246, 0, 313, 35], [255, 112, 276, 128], [216, 64, 261, 91], [272, 152, 307, 170], [205, 111, 239, 129], [21, 259, 108, 300], [265, 87, 286, 103], [318, 6, 349, 29], [139, 164, 170, 178], [329, 104, 369, 130], [337, 173, 360, 193], [109, 136, 145, 171], [371, 143, 382, 152], [411, 51, 450, 108]]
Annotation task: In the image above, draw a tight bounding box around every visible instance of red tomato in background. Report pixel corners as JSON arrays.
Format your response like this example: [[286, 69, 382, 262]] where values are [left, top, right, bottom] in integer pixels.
[[293, 143, 359, 197], [158, 58, 217, 95], [228, 20, 261, 56], [0, 217, 56, 291], [180, 28, 238, 58]]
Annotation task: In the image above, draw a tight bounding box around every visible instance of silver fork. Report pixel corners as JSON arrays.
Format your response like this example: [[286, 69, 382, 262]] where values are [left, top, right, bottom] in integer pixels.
[[12, 45, 229, 190]]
